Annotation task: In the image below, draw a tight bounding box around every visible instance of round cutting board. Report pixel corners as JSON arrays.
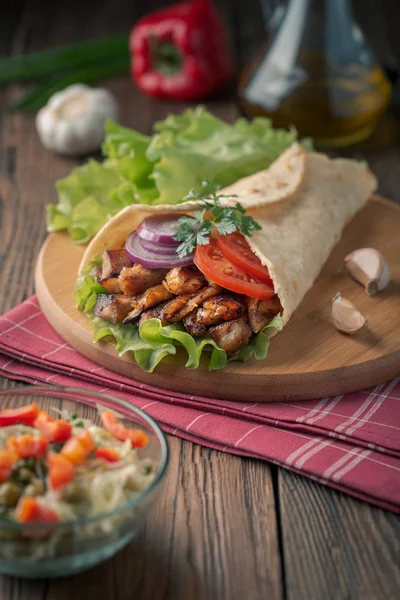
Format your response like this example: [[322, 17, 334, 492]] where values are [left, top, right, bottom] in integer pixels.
[[35, 196, 400, 402]]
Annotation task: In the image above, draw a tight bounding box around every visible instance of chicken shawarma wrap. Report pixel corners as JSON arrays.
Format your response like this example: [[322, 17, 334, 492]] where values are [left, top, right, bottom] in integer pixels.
[[75, 143, 377, 372]]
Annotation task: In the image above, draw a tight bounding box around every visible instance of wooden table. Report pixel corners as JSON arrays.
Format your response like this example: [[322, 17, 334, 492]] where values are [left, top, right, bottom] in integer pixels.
[[1, 1, 399, 598]]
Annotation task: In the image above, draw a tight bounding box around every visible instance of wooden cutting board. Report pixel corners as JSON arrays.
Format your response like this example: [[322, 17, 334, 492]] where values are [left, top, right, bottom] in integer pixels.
[[35, 195, 400, 402]]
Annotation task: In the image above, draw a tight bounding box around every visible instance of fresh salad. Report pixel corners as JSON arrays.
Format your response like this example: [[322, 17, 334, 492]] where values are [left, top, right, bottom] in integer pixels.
[[0, 403, 153, 528], [47, 107, 311, 243]]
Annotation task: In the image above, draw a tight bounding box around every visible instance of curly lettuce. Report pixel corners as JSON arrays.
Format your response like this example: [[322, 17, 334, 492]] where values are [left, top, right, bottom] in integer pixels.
[[75, 267, 283, 373], [48, 107, 311, 243]]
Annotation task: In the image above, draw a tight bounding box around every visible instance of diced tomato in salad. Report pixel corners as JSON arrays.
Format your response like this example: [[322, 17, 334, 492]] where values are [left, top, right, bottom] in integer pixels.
[[15, 496, 59, 525], [6, 435, 49, 459], [0, 449, 18, 483], [0, 405, 150, 526], [48, 453, 75, 491], [100, 411, 149, 448], [34, 411, 72, 443], [61, 430, 95, 466], [0, 403, 39, 427], [95, 447, 121, 462]]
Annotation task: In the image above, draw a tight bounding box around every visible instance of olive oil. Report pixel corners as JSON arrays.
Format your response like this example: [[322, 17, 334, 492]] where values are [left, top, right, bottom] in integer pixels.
[[238, 0, 391, 147]]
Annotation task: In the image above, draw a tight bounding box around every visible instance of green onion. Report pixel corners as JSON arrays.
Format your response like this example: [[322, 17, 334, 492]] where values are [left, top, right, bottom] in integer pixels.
[[0, 33, 129, 85], [8, 53, 130, 112]]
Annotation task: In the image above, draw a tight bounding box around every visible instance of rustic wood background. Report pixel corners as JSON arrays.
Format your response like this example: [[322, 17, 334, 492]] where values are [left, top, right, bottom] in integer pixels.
[[0, 1, 400, 598]]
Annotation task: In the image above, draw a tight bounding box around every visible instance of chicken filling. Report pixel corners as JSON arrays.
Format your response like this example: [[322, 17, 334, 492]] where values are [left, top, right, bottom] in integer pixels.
[[93, 249, 283, 356]]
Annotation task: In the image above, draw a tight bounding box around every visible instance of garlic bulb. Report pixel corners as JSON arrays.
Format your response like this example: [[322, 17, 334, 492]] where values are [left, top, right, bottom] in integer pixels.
[[331, 293, 367, 335], [344, 248, 390, 295], [36, 84, 118, 156]]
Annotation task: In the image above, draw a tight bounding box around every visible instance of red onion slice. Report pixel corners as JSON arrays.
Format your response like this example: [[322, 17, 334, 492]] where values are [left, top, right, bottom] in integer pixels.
[[137, 213, 188, 245], [139, 236, 179, 255], [126, 231, 194, 268]]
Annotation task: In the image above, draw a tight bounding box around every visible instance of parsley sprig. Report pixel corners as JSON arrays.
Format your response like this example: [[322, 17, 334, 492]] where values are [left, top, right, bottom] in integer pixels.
[[173, 181, 261, 258]]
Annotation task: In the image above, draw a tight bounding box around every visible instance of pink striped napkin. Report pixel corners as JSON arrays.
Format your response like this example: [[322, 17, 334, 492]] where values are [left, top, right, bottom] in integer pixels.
[[0, 296, 399, 513]]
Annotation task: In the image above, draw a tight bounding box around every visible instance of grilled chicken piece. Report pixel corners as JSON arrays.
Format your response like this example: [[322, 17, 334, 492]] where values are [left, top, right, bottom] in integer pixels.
[[209, 318, 252, 355], [196, 294, 245, 326], [93, 294, 133, 324], [91, 262, 121, 293], [161, 285, 221, 324], [163, 266, 206, 295], [138, 302, 170, 328], [123, 285, 174, 323], [100, 278, 121, 294], [182, 309, 208, 337], [118, 264, 168, 296], [247, 296, 282, 333], [101, 249, 132, 279]]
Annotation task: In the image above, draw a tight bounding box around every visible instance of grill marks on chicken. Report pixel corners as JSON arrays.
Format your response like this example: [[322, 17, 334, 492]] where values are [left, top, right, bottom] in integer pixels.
[[123, 285, 174, 323], [92, 245, 282, 357], [138, 302, 169, 328], [209, 318, 252, 356], [94, 294, 133, 324], [247, 296, 282, 333], [196, 295, 245, 326], [160, 285, 221, 324], [182, 310, 208, 337]]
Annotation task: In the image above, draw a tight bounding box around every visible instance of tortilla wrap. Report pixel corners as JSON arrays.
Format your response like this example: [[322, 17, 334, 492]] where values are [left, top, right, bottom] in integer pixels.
[[80, 143, 377, 330]]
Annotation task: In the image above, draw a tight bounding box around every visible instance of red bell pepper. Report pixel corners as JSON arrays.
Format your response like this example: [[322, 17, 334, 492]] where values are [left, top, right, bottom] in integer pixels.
[[130, 0, 233, 100]]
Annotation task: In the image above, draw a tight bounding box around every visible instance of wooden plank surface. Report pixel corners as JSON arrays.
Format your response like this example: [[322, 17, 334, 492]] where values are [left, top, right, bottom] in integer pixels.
[[0, 1, 399, 599], [279, 470, 400, 600]]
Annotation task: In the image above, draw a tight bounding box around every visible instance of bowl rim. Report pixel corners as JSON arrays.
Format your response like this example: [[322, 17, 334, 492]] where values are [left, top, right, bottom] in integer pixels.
[[0, 385, 169, 531]]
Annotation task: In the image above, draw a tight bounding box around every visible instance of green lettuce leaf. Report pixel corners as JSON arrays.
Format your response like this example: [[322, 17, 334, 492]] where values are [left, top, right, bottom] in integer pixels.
[[75, 268, 284, 373], [48, 108, 311, 242], [46, 160, 122, 244]]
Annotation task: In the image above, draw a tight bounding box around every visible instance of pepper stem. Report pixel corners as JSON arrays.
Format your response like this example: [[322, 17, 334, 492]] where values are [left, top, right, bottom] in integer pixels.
[[149, 36, 182, 75]]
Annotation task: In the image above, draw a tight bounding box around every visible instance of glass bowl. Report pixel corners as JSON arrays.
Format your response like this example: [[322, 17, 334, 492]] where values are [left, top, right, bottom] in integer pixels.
[[0, 385, 169, 578]]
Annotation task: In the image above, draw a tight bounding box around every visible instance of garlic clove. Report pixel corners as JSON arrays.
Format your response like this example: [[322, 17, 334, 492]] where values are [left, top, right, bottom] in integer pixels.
[[331, 293, 367, 335], [36, 84, 118, 156], [344, 247, 390, 295]]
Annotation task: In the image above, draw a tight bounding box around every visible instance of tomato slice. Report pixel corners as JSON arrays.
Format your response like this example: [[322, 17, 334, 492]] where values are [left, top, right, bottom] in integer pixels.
[[194, 240, 275, 300], [95, 447, 121, 463], [0, 403, 39, 427], [34, 411, 72, 443], [216, 232, 273, 285], [48, 453, 75, 491], [6, 435, 49, 459], [100, 411, 149, 448]]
